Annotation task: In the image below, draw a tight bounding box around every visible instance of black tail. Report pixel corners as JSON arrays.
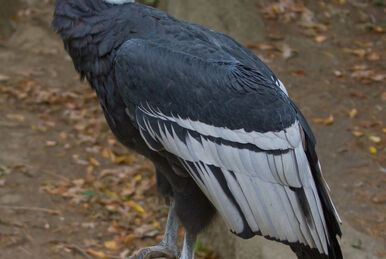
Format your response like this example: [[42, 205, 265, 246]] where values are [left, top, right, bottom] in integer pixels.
[[290, 243, 329, 259], [294, 103, 343, 259]]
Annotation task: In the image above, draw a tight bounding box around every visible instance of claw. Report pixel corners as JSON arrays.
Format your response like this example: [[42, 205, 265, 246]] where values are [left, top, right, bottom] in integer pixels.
[[127, 244, 179, 259]]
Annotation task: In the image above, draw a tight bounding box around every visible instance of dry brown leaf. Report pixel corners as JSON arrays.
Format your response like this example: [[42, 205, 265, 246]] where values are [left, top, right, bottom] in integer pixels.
[[86, 249, 107, 259], [352, 131, 364, 137], [6, 114, 25, 121], [45, 140, 57, 147], [366, 51, 380, 61], [344, 48, 366, 58], [372, 192, 386, 204], [89, 157, 100, 167], [369, 136, 381, 143], [246, 43, 275, 50], [0, 179, 6, 187], [261, 0, 305, 22], [59, 132, 67, 140], [370, 74, 385, 82], [0, 74, 10, 82], [381, 91, 386, 101], [349, 108, 358, 118], [374, 26, 385, 33], [276, 43, 297, 59], [313, 115, 334, 126], [333, 70, 343, 77], [314, 35, 327, 43], [292, 70, 306, 77]]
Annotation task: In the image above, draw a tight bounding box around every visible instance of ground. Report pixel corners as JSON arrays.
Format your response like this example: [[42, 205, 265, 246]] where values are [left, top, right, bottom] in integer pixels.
[[0, 0, 384, 259]]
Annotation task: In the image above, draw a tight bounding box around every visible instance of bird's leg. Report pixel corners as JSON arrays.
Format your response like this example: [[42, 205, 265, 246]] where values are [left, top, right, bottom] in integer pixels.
[[180, 231, 197, 259], [128, 200, 180, 259]]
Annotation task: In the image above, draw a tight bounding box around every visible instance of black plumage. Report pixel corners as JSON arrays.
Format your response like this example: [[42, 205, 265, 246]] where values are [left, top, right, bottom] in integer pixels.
[[52, 1, 342, 258]]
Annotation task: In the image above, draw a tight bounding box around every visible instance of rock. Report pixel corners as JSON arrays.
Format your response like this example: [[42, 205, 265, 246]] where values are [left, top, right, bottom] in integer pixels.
[[159, 0, 265, 44], [199, 216, 385, 259]]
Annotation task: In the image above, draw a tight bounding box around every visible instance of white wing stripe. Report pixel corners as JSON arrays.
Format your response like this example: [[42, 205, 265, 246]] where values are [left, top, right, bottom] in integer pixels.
[[139, 105, 300, 150]]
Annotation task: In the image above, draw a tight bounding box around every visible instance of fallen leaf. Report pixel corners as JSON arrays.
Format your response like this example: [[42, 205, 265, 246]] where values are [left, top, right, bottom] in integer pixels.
[[6, 114, 25, 121], [276, 43, 297, 59], [369, 146, 377, 155], [372, 193, 386, 204], [344, 48, 366, 58], [370, 74, 385, 82], [126, 200, 146, 215], [292, 70, 306, 77], [350, 92, 367, 99], [313, 115, 334, 125], [381, 91, 386, 101], [360, 120, 378, 128], [45, 141, 57, 147], [352, 131, 364, 137], [124, 235, 135, 243], [89, 157, 100, 167], [374, 26, 384, 33], [0, 74, 10, 82], [314, 35, 327, 43], [333, 70, 343, 77], [104, 240, 117, 250], [369, 136, 381, 143], [366, 51, 380, 61], [349, 108, 358, 118], [246, 43, 275, 50], [133, 174, 142, 182], [153, 221, 160, 228], [86, 249, 107, 259]]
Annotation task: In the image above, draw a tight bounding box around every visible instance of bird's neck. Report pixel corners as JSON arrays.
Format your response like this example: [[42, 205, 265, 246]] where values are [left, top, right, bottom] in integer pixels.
[[52, 0, 135, 80]]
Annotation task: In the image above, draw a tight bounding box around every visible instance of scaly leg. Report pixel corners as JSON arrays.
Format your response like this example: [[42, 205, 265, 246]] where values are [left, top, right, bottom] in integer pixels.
[[180, 232, 197, 259], [128, 200, 180, 259]]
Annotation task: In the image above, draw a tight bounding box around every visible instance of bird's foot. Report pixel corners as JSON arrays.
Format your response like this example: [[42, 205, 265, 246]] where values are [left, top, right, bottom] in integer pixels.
[[127, 243, 180, 259]]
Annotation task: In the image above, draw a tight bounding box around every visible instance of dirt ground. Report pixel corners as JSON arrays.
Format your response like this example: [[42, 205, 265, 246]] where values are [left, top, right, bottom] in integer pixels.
[[0, 0, 384, 259]]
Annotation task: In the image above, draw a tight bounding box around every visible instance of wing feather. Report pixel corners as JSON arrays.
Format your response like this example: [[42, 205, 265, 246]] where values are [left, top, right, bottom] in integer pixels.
[[134, 105, 340, 255]]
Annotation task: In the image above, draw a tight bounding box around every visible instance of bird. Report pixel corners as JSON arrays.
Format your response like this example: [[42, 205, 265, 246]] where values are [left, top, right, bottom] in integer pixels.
[[52, 0, 343, 258]]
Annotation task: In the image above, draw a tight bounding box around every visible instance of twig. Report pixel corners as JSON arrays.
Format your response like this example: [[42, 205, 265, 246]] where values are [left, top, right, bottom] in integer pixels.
[[0, 217, 26, 228], [18, 246, 32, 256], [0, 205, 61, 215], [42, 170, 70, 181], [65, 244, 94, 259], [0, 122, 18, 127]]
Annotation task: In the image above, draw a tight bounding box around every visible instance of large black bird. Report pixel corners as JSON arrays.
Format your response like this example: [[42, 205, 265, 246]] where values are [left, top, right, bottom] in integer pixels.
[[52, 0, 342, 258]]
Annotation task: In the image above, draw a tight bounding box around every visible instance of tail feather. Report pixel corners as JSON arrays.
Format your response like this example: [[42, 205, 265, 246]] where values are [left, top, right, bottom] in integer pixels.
[[304, 136, 343, 259], [290, 243, 329, 259], [294, 103, 342, 259]]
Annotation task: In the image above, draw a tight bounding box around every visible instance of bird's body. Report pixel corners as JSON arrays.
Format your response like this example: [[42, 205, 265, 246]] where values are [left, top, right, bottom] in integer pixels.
[[52, 1, 342, 258]]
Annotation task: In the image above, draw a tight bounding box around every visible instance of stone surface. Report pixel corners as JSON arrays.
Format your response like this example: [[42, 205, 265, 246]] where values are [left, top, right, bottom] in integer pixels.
[[0, 0, 20, 38], [199, 216, 384, 259], [159, 0, 265, 44]]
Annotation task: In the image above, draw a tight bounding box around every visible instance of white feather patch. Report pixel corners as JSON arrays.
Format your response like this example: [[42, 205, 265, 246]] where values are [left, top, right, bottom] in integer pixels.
[[138, 105, 301, 150], [137, 107, 337, 255]]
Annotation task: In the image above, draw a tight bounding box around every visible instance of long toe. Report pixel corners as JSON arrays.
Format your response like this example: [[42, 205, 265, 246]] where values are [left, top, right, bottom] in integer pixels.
[[128, 245, 179, 259]]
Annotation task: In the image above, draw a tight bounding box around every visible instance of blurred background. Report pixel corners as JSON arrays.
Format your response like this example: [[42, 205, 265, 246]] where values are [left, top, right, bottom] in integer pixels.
[[0, 0, 384, 258]]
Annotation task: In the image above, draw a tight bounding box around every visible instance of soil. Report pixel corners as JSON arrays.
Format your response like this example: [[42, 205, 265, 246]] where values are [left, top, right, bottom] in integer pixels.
[[0, 0, 384, 259]]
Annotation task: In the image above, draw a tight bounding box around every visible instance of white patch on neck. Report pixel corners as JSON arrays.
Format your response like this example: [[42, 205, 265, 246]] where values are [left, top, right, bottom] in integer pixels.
[[104, 0, 135, 4]]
